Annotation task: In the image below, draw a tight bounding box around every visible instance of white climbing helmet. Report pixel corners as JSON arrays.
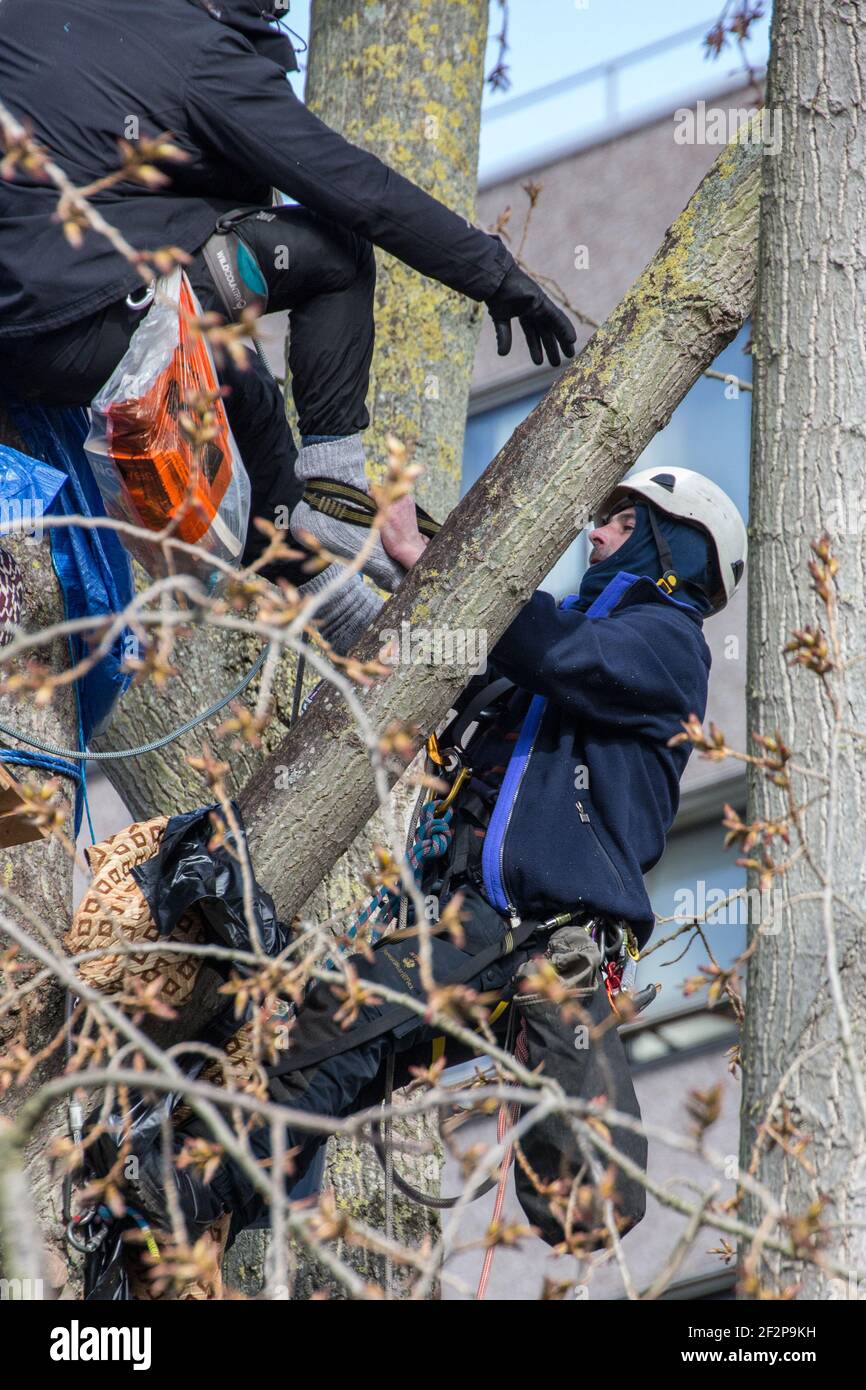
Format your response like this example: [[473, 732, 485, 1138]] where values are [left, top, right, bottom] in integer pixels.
[[595, 467, 747, 613]]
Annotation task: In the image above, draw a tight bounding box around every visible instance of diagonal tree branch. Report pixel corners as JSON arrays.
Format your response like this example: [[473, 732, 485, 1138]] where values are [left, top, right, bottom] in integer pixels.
[[239, 121, 765, 919]]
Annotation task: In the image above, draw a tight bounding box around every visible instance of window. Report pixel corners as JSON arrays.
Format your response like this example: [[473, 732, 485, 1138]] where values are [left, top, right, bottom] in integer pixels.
[[462, 388, 588, 597], [626, 322, 752, 520], [462, 321, 752, 595], [637, 818, 747, 1024]]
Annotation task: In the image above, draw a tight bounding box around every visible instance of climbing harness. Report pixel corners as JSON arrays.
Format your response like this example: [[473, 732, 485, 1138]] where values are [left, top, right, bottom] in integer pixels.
[[339, 674, 520, 961]]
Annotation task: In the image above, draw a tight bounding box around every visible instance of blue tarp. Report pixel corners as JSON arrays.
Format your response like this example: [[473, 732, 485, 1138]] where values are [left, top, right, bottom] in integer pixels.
[[0, 446, 66, 522], [4, 401, 138, 743]]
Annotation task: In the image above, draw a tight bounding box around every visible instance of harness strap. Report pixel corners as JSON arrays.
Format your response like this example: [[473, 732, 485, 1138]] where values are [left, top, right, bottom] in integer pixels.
[[436, 790, 489, 903], [266, 914, 540, 1079], [437, 676, 515, 760], [302, 479, 441, 540]]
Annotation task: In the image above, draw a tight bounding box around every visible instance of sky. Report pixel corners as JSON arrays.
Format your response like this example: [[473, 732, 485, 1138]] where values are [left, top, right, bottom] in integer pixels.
[[281, 0, 771, 179]]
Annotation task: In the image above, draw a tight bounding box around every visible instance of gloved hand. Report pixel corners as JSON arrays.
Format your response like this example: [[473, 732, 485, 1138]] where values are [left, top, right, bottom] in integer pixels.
[[486, 264, 577, 367]]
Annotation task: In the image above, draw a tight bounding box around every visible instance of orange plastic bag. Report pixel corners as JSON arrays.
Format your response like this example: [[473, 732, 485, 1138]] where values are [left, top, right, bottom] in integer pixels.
[[85, 268, 250, 585]]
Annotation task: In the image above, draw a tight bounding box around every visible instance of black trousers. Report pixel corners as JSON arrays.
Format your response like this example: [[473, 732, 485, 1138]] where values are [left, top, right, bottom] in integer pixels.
[[194, 887, 646, 1248], [199, 886, 534, 1234], [0, 206, 376, 581]]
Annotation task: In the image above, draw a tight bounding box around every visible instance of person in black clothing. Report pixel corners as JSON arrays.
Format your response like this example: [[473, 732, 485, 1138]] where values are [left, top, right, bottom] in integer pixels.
[[0, 0, 575, 631]]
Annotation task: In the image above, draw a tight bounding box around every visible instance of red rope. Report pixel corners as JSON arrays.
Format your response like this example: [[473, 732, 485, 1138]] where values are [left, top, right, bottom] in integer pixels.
[[476, 1020, 529, 1300]]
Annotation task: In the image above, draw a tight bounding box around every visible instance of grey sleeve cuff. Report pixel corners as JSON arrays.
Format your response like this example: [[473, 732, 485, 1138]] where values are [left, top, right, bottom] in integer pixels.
[[298, 565, 385, 656]]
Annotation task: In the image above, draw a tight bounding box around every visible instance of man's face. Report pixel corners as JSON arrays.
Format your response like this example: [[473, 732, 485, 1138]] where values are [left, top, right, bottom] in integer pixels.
[[588, 504, 637, 565]]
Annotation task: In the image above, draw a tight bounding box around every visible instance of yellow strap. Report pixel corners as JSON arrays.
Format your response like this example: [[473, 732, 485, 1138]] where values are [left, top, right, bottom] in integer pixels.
[[430, 1001, 509, 1065]]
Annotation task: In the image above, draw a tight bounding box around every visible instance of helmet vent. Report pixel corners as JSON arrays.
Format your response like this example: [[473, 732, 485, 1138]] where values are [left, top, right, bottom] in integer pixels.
[[651, 473, 676, 492], [732, 558, 744, 583]]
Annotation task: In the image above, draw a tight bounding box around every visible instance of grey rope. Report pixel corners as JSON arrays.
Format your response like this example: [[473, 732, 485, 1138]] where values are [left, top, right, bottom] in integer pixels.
[[0, 643, 271, 761], [383, 1047, 395, 1297]]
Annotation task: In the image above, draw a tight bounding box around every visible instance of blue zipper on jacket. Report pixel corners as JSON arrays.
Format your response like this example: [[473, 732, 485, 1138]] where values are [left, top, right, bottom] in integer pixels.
[[481, 571, 644, 914]]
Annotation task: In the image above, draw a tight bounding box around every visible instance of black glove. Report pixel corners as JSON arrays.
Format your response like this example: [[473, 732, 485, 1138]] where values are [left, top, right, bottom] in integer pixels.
[[486, 264, 577, 367]]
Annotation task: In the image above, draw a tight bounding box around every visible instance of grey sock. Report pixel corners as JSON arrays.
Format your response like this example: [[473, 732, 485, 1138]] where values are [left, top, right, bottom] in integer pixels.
[[298, 564, 385, 656], [290, 433, 407, 593]]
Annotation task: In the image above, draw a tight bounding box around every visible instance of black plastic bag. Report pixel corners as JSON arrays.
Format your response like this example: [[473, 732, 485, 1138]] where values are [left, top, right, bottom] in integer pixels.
[[84, 1222, 131, 1301], [132, 801, 291, 967], [81, 1041, 213, 1300]]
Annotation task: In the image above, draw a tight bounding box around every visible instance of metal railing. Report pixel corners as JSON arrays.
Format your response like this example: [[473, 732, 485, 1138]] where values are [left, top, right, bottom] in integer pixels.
[[483, 17, 730, 129]]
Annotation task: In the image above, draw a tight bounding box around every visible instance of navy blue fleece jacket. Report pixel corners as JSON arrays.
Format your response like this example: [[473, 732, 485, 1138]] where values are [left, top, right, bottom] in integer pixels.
[[460, 571, 711, 947]]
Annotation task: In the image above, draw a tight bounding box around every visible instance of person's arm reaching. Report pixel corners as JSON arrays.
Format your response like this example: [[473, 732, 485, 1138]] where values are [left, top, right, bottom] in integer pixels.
[[184, 30, 575, 364]]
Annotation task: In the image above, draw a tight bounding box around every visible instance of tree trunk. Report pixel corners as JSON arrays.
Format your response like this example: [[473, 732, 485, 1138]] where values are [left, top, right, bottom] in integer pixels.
[[740, 0, 866, 1299], [240, 123, 764, 921], [0, 404, 78, 1295], [91, 568, 307, 819], [306, 0, 487, 515], [263, 0, 490, 1297]]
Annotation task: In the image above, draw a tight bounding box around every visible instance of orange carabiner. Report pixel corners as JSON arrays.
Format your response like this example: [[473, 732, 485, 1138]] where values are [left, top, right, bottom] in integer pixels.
[[426, 731, 444, 767]]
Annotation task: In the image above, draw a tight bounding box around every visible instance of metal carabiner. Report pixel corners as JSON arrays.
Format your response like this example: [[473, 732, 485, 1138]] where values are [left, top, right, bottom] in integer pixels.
[[597, 919, 624, 962], [434, 764, 471, 815], [125, 279, 156, 313], [66, 1207, 110, 1254]]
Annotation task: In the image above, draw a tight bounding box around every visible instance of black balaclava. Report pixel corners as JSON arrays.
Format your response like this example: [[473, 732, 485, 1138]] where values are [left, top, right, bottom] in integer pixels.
[[194, 2, 299, 71], [575, 501, 717, 616]]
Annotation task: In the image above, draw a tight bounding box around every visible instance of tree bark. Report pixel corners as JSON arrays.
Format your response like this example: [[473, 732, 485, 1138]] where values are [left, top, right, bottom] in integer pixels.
[[240, 124, 764, 921], [0, 404, 78, 1295], [305, 0, 488, 516], [262, 0, 490, 1297], [740, 0, 866, 1298]]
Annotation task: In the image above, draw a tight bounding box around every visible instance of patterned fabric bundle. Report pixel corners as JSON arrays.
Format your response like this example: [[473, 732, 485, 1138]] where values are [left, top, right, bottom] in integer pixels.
[[0, 546, 22, 645], [66, 816, 206, 1005]]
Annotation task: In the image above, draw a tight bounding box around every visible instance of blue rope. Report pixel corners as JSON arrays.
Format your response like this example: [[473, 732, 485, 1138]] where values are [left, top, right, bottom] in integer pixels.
[[327, 802, 454, 969], [72, 651, 96, 844], [0, 747, 82, 788]]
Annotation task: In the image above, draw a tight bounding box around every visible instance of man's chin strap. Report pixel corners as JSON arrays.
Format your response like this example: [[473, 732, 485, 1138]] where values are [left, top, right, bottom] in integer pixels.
[[645, 503, 715, 611], [646, 503, 679, 598]]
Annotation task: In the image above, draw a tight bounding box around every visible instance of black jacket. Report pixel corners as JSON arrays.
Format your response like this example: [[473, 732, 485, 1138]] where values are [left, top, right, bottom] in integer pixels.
[[0, 0, 512, 339]]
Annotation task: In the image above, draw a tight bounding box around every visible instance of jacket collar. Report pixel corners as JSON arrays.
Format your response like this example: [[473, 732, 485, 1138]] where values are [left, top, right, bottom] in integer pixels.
[[562, 572, 705, 623], [191, 1, 298, 70]]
